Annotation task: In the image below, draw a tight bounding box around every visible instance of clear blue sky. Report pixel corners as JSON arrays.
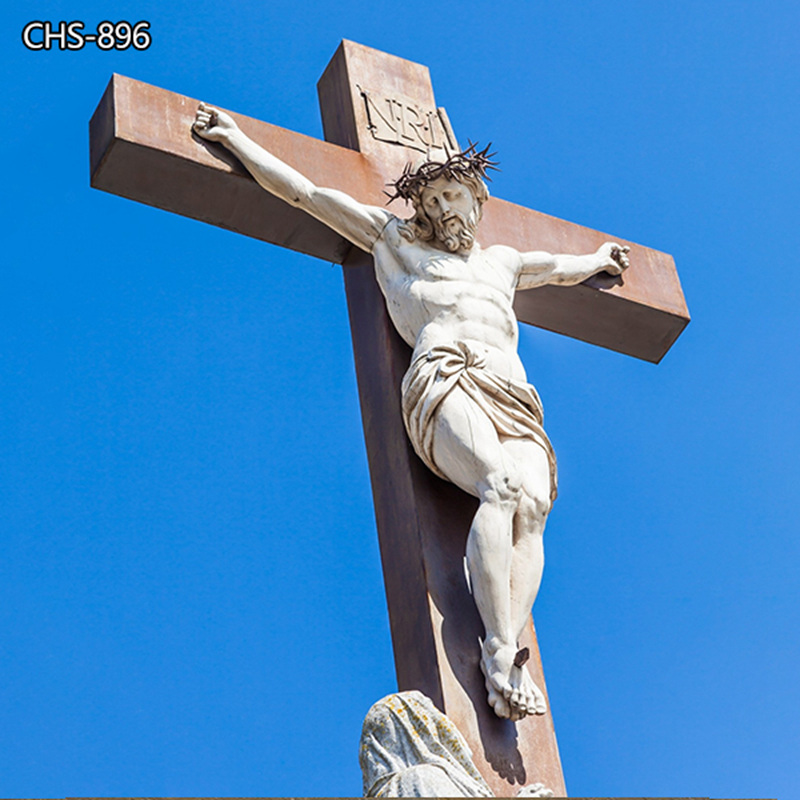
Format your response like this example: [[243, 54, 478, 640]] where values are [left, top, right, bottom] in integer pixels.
[[2, 1, 798, 798]]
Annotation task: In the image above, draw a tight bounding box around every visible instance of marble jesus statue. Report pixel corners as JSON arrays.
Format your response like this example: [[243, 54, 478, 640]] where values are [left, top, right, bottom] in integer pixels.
[[193, 103, 629, 722]]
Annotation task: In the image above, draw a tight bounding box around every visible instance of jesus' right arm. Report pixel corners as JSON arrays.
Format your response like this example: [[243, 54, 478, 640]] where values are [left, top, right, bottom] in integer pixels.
[[193, 103, 392, 253]]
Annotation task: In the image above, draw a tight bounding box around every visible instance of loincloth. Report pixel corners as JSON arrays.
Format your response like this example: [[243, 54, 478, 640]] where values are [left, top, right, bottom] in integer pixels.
[[401, 342, 558, 502]]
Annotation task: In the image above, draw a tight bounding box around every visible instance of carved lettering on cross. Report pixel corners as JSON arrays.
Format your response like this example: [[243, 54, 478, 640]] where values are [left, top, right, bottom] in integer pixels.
[[89, 40, 688, 796], [359, 86, 457, 156]]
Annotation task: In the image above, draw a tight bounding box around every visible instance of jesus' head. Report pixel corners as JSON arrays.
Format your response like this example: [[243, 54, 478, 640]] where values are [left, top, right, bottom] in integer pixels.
[[389, 144, 497, 254]]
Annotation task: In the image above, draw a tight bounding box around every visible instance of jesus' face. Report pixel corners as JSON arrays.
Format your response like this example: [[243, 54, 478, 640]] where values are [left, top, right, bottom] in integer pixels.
[[419, 176, 480, 254]]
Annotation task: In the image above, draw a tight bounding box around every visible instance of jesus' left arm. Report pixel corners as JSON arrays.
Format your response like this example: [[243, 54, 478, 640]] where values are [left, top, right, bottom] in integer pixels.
[[513, 242, 630, 290]]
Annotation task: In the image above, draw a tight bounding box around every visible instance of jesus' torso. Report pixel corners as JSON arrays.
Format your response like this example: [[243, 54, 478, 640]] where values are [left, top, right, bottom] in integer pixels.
[[371, 217, 527, 382]]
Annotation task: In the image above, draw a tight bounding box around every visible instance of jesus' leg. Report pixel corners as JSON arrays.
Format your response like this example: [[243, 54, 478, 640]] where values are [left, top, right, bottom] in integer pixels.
[[507, 509, 548, 716], [480, 482, 550, 720], [429, 392, 541, 720], [503, 436, 554, 716]]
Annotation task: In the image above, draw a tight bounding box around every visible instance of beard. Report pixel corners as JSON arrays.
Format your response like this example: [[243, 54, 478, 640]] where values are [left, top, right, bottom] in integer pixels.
[[433, 209, 479, 253]]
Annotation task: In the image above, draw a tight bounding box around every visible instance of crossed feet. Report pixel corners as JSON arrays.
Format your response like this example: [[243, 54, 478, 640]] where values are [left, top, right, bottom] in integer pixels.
[[480, 637, 547, 721]]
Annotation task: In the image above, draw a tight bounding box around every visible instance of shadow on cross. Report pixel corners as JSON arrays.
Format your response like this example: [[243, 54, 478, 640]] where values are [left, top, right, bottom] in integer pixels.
[[413, 459, 530, 788], [583, 270, 624, 290], [191, 128, 250, 175]]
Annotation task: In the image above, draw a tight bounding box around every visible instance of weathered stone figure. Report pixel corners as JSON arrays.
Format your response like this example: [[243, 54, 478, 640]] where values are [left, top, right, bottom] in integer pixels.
[[359, 691, 554, 797], [360, 691, 494, 797], [193, 103, 629, 722]]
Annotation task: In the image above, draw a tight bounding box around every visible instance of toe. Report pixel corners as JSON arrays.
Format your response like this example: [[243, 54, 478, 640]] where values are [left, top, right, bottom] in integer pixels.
[[493, 695, 512, 718], [487, 685, 512, 718]]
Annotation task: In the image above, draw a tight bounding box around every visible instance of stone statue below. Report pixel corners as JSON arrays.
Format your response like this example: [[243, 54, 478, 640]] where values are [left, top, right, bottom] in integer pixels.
[[360, 691, 553, 797], [193, 103, 629, 722]]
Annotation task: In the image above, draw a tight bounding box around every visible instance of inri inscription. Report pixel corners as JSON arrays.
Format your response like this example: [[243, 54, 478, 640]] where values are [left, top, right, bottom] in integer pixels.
[[360, 86, 457, 155]]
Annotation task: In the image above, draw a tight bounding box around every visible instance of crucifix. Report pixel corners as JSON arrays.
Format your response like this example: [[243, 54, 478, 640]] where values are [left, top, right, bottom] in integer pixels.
[[90, 40, 688, 796]]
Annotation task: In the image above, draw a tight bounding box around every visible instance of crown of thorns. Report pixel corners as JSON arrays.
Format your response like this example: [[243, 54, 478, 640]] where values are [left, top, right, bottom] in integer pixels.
[[385, 142, 499, 204]]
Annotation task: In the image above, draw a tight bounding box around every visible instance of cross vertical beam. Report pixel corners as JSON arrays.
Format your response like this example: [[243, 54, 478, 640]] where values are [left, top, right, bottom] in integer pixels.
[[319, 41, 566, 795]]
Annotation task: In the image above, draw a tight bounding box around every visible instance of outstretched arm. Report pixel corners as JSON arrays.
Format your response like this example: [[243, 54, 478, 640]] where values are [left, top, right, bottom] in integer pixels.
[[193, 103, 391, 253], [515, 242, 630, 290]]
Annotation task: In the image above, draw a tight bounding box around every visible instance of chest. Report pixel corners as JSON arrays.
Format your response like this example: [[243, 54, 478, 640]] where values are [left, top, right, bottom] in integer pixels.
[[376, 228, 515, 301]]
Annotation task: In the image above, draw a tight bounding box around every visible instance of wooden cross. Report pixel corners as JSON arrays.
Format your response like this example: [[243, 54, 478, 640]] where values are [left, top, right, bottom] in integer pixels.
[[89, 40, 689, 796]]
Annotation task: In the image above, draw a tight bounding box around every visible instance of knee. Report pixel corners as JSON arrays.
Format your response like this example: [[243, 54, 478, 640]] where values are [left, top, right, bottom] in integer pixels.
[[482, 469, 524, 507], [518, 490, 551, 524]]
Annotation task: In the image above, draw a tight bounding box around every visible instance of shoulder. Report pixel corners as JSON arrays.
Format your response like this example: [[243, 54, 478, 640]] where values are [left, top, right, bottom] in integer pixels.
[[368, 205, 395, 228], [357, 204, 394, 239], [373, 213, 410, 249], [484, 244, 522, 271]]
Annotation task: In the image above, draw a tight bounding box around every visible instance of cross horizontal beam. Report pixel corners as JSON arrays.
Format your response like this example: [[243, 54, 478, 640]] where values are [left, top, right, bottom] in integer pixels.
[[90, 74, 689, 363]]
